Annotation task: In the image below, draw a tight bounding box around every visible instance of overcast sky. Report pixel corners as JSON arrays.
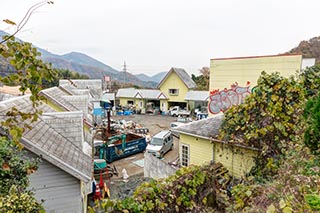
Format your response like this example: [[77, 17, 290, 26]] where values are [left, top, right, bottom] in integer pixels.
[[1, 0, 320, 76]]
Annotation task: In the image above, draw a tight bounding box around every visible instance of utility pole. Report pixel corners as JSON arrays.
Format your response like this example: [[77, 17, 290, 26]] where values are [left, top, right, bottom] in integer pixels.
[[123, 61, 127, 86]]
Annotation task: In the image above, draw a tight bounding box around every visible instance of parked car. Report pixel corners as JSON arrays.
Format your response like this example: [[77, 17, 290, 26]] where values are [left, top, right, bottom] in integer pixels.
[[170, 117, 193, 137], [146, 130, 173, 158]]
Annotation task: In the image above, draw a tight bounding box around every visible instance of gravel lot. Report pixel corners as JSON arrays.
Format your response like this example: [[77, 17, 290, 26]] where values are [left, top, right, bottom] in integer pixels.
[[109, 113, 179, 179], [98, 114, 180, 199]]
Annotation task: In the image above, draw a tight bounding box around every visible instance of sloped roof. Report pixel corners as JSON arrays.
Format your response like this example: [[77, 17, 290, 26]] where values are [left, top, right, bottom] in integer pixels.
[[102, 93, 115, 101], [138, 89, 167, 99], [116, 88, 136, 98], [185, 90, 209, 101], [0, 85, 31, 96], [174, 113, 224, 139], [41, 111, 84, 149], [157, 67, 197, 89], [39, 87, 79, 111], [59, 79, 102, 100], [0, 95, 92, 182], [116, 88, 167, 100]]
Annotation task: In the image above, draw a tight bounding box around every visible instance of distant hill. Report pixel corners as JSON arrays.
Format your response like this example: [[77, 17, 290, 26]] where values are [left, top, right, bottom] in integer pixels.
[[287, 36, 320, 64], [134, 71, 167, 83], [0, 30, 158, 88]]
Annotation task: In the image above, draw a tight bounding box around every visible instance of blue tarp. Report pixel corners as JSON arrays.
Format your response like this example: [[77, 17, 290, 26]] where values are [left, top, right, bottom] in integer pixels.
[[93, 108, 105, 116]]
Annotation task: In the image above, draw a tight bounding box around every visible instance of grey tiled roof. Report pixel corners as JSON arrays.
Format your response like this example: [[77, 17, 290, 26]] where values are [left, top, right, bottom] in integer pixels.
[[39, 87, 79, 111], [185, 90, 209, 101], [59, 79, 102, 100], [174, 113, 224, 139], [41, 111, 84, 149], [0, 95, 92, 182], [157, 67, 197, 89]]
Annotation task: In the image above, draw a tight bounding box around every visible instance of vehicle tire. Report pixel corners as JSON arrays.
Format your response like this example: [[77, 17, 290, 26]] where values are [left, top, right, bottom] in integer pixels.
[[170, 144, 173, 151]]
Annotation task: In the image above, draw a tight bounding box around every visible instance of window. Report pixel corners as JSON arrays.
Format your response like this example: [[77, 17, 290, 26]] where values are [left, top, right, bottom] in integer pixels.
[[181, 144, 189, 166], [127, 100, 134, 105], [169, 89, 179, 96]]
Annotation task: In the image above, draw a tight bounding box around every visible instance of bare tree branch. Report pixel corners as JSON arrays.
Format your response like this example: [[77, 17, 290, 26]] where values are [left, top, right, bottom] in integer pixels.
[[0, 1, 54, 44]]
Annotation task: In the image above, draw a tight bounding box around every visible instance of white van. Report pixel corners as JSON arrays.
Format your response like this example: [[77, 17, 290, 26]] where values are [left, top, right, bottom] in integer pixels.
[[146, 130, 173, 158]]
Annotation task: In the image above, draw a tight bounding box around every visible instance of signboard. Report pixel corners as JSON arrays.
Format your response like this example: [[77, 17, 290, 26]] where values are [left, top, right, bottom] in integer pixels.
[[104, 75, 111, 82]]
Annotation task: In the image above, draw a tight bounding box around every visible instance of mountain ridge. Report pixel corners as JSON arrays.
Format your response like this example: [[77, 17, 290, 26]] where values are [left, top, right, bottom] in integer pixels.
[[0, 30, 160, 87]]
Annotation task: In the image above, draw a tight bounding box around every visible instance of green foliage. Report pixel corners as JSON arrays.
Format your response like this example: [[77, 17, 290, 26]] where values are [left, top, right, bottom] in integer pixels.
[[0, 137, 42, 211], [0, 36, 57, 145], [90, 164, 221, 212], [300, 64, 320, 98], [0, 185, 44, 213], [303, 94, 320, 154], [191, 74, 209, 90], [0, 137, 39, 195], [219, 68, 320, 212], [0, 36, 57, 100], [219, 71, 304, 178], [305, 194, 320, 211]]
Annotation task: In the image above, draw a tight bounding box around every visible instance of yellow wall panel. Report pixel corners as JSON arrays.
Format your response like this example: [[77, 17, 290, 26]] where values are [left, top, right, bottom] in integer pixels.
[[180, 134, 213, 166], [179, 133, 258, 178], [160, 72, 189, 103], [214, 143, 258, 178], [210, 54, 302, 90]]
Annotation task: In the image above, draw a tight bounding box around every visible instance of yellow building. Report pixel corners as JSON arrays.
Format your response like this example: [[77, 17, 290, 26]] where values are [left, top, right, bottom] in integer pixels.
[[174, 114, 259, 178], [116, 88, 168, 113], [116, 67, 208, 113], [208, 54, 313, 116], [210, 54, 303, 91], [157, 67, 197, 111]]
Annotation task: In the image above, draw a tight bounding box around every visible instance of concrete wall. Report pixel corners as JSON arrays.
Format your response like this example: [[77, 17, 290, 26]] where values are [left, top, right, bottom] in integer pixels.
[[210, 54, 302, 91], [144, 152, 177, 179]]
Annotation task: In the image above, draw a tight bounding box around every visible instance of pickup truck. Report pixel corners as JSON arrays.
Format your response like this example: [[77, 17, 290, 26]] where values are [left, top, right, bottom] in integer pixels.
[[169, 106, 191, 117]]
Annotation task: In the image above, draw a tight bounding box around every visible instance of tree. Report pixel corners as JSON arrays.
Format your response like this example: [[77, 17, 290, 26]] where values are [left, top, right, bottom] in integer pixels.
[[191, 67, 210, 91], [0, 2, 55, 211], [0, 136, 43, 212], [1, 1, 54, 45]]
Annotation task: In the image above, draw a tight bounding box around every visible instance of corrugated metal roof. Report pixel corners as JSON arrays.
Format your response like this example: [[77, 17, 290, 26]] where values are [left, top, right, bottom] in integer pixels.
[[0, 95, 92, 182], [157, 67, 197, 89], [174, 113, 224, 139], [185, 90, 209, 101]]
